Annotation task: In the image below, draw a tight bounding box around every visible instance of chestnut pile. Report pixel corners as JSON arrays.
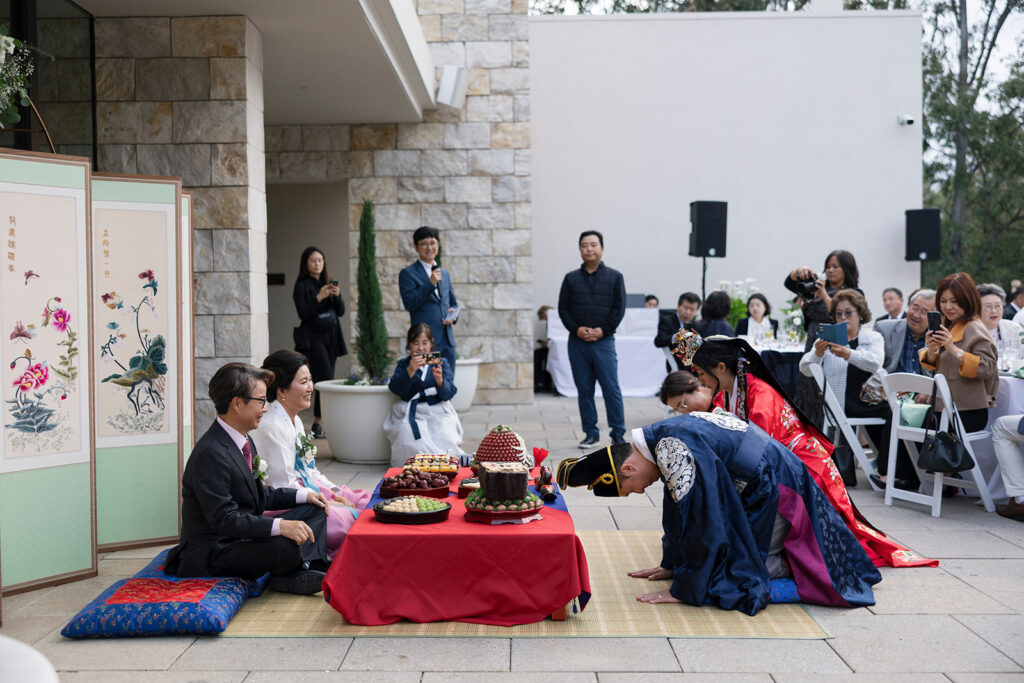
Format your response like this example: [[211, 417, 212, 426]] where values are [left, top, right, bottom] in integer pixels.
[[382, 467, 449, 490]]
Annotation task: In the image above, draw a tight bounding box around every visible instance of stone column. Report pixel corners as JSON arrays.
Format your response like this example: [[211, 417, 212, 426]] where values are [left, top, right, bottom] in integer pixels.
[[346, 0, 533, 404], [94, 16, 267, 426]]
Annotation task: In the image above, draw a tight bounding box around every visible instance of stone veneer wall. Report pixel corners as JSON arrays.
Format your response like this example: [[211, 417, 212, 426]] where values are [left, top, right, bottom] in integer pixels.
[[266, 0, 532, 404], [93, 16, 267, 427]]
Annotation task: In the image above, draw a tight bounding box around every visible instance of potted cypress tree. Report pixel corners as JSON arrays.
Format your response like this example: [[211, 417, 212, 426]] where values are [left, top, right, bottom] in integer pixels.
[[315, 200, 395, 463]]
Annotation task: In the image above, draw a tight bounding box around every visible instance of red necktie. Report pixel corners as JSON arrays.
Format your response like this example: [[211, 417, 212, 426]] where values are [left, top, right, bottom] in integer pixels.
[[241, 439, 253, 472]]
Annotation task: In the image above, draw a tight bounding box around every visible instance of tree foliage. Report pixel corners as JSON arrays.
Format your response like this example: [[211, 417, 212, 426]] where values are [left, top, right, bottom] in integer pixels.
[[922, 0, 1024, 287], [353, 200, 393, 381]]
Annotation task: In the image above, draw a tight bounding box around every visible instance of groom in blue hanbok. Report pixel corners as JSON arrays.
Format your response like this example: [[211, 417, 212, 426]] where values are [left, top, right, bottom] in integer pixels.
[[557, 411, 882, 616]]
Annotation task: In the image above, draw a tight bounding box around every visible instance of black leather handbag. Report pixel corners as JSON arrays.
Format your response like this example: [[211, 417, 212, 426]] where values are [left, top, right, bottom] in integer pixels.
[[918, 383, 976, 474]]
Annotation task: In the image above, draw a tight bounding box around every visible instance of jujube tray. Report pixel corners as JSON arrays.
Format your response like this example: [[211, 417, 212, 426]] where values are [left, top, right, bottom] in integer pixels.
[[372, 500, 452, 525]]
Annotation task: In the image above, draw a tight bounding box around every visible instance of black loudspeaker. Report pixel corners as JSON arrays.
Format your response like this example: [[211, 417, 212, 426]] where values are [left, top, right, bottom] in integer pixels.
[[905, 209, 940, 261], [688, 201, 727, 258]]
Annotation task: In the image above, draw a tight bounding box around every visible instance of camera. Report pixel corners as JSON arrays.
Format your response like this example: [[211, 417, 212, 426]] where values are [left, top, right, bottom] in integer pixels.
[[796, 276, 820, 298], [421, 351, 441, 365]]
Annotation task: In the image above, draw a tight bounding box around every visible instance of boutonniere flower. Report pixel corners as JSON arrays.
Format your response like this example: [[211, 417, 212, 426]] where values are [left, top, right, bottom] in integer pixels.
[[252, 452, 268, 483], [297, 433, 317, 466]]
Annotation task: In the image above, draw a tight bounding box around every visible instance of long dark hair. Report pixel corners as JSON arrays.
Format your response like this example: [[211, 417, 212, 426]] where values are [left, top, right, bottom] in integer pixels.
[[298, 246, 329, 285], [936, 272, 982, 325], [824, 249, 859, 289], [262, 349, 310, 402], [746, 292, 771, 317]]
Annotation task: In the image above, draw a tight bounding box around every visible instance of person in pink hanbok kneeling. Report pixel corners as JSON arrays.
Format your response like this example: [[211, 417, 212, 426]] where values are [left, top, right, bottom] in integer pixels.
[[251, 349, 371, 560]]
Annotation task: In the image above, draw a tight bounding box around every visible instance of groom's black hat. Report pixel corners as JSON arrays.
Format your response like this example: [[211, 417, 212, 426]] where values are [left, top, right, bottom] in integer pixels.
[[556, 443, 633, 497]]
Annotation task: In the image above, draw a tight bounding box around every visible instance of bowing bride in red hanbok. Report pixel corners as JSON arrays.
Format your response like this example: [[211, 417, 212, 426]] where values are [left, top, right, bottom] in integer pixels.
[[674, 330, 936, 568]]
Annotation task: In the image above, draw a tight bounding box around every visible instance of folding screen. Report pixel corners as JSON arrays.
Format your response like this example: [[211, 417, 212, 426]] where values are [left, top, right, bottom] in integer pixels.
[[180, 192, 195, 453], [91, 173, 182, 550], [0, 150, 96, 593]]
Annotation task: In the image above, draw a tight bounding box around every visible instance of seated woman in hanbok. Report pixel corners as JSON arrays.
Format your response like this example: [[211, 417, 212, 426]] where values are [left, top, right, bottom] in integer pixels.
[[251, 349, 372, 560], [557, 412, 882, 615], [384, 323, 464, 466], [672, 329, 935, 569]]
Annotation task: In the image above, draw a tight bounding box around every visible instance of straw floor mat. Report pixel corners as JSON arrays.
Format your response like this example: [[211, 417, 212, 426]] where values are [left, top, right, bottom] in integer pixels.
[[221, 530, 828, 639]]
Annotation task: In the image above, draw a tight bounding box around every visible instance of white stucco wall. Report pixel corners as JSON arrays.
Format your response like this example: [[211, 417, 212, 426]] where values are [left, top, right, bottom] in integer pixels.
[[530, 11, 923, 320]]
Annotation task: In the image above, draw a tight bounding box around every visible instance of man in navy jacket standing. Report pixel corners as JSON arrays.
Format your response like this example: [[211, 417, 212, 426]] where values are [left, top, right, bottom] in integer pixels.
[[558, 230, 626, 448], [399, 226, 459, 371]]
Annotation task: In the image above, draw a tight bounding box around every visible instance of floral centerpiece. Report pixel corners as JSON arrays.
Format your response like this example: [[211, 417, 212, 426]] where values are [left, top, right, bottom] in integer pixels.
[[778, 302, 804, 344]]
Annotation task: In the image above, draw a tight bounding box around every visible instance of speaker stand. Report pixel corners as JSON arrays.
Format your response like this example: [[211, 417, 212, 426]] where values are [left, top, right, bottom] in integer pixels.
[[701, 256, 708, 303]]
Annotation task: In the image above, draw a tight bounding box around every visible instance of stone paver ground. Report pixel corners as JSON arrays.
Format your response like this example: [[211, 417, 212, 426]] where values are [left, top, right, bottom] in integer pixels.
[[4, 394, 1024, 680]]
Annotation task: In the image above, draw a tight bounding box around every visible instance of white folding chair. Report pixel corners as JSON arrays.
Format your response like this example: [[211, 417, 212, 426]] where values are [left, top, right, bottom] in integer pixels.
[[807, 364, 886, 491], [880, 372, 996, 517]]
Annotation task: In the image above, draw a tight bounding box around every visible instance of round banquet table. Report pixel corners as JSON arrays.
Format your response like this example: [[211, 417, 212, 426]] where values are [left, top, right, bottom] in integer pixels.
[[322, 468, 591, 626], [974, 375, 1024, 501]]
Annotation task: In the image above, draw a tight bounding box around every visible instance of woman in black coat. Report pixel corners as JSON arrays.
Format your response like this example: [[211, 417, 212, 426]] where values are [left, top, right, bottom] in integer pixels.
[[293, 246, 347, 438], [735, 293, 779, 339]]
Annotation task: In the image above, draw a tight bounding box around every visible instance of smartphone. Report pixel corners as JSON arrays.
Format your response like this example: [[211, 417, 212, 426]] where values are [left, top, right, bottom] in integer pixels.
[[431, 265, 440, 272], [330, 279, 339, 286], [422, 351, 441, 365], [927, 310, 942, 332]]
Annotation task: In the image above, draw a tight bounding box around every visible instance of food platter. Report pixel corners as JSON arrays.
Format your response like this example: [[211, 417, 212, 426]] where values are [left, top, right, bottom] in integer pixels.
[[464, 507, 543, 523], [379, 484, 451, 499], [372, 497, 452, 525]]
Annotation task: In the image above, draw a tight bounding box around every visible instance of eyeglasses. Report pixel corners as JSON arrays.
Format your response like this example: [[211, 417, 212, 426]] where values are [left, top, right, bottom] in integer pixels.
[[242, 396, 268, 407], [834, 309, 858, 319], [982, 303, 1003, 312]]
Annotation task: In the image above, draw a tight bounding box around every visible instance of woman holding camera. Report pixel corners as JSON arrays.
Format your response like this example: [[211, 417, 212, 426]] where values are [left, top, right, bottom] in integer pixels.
[[920, 272, 998, 434], [784, 250, 864, 335], [383, 323, 465, 466], [798, 289, 886, 487], [293, 246, 347, 439]]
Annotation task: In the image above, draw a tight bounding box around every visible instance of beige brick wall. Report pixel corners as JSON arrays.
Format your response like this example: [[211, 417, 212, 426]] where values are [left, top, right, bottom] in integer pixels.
[[93, 16, 266, 427], [267, 0, 532, 404]]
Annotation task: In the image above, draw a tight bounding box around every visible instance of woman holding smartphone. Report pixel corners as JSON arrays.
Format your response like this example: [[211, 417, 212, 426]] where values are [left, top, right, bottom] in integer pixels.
[[383, 323, 464, 466], [293, 246, 347, 439], [920, 272, 999, 433]]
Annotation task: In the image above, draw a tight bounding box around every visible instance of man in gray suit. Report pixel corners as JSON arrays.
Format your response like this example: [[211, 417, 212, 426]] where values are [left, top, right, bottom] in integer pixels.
[[870, 289, 936, 491], [875, 289, 936, 375]]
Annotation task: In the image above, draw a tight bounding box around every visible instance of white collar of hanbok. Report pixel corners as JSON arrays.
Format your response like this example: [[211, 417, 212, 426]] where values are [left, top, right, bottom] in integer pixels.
[[630, 428, 655, 464]]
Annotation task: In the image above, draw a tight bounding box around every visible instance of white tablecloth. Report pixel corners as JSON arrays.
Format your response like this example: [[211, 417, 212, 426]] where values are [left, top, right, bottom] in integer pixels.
[[976, 375, 1024, 501], [546, 309, 667, 398]]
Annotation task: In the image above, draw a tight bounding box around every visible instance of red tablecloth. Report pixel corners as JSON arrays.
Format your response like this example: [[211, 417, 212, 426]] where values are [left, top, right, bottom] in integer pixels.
[[322, 467, 591, 626]]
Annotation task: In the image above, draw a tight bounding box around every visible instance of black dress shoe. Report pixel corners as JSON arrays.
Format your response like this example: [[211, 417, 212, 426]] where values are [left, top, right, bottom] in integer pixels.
[[611, 435, 626, 445], [996, 500, 1024, 522], [268, 569, 326, 595], [311, 423, 325, 439], [869, 473, 916, 492]]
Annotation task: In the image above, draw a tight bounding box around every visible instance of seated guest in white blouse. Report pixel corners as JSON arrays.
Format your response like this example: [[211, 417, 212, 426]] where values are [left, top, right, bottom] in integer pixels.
[[735, 293, 779, 341], [978, 283, 1024, 356], [251, 349, 371, 560], [800, 289, 885, 487]]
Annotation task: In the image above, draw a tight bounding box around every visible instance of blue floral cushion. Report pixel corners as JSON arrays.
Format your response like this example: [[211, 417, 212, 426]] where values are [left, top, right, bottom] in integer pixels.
[[61, 550, 269, 639], [768, 578, 800, 603]]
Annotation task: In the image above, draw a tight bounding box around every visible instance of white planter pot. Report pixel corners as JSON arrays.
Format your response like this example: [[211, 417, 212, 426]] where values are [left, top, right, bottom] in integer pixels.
[[452, 358, 482, 412], [315, 380, 396, 464]]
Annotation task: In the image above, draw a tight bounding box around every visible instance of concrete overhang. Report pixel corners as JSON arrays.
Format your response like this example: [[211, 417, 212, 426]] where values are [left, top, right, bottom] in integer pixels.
[[75, 0, 436, 124]]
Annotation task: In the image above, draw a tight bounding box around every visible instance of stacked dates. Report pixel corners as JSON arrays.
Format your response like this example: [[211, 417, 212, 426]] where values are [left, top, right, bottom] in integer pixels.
[[382, 467, 448, 491]]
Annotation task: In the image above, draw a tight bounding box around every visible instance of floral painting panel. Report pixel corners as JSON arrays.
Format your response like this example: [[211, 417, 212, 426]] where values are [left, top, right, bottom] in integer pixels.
[[2, 191, 83, 460], [93, 208, 173, 439]]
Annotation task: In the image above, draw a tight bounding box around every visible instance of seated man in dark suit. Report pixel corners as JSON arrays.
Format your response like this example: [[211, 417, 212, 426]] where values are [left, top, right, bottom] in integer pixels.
[[165, 362, 330, 595], [655, 292, 700, 371], [872, 289, 936, 491], [1005, 287, 1024, 321]]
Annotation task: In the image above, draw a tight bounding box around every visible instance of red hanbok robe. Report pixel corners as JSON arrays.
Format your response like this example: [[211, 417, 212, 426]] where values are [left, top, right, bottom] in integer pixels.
[[714, 375, 936, 568]]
